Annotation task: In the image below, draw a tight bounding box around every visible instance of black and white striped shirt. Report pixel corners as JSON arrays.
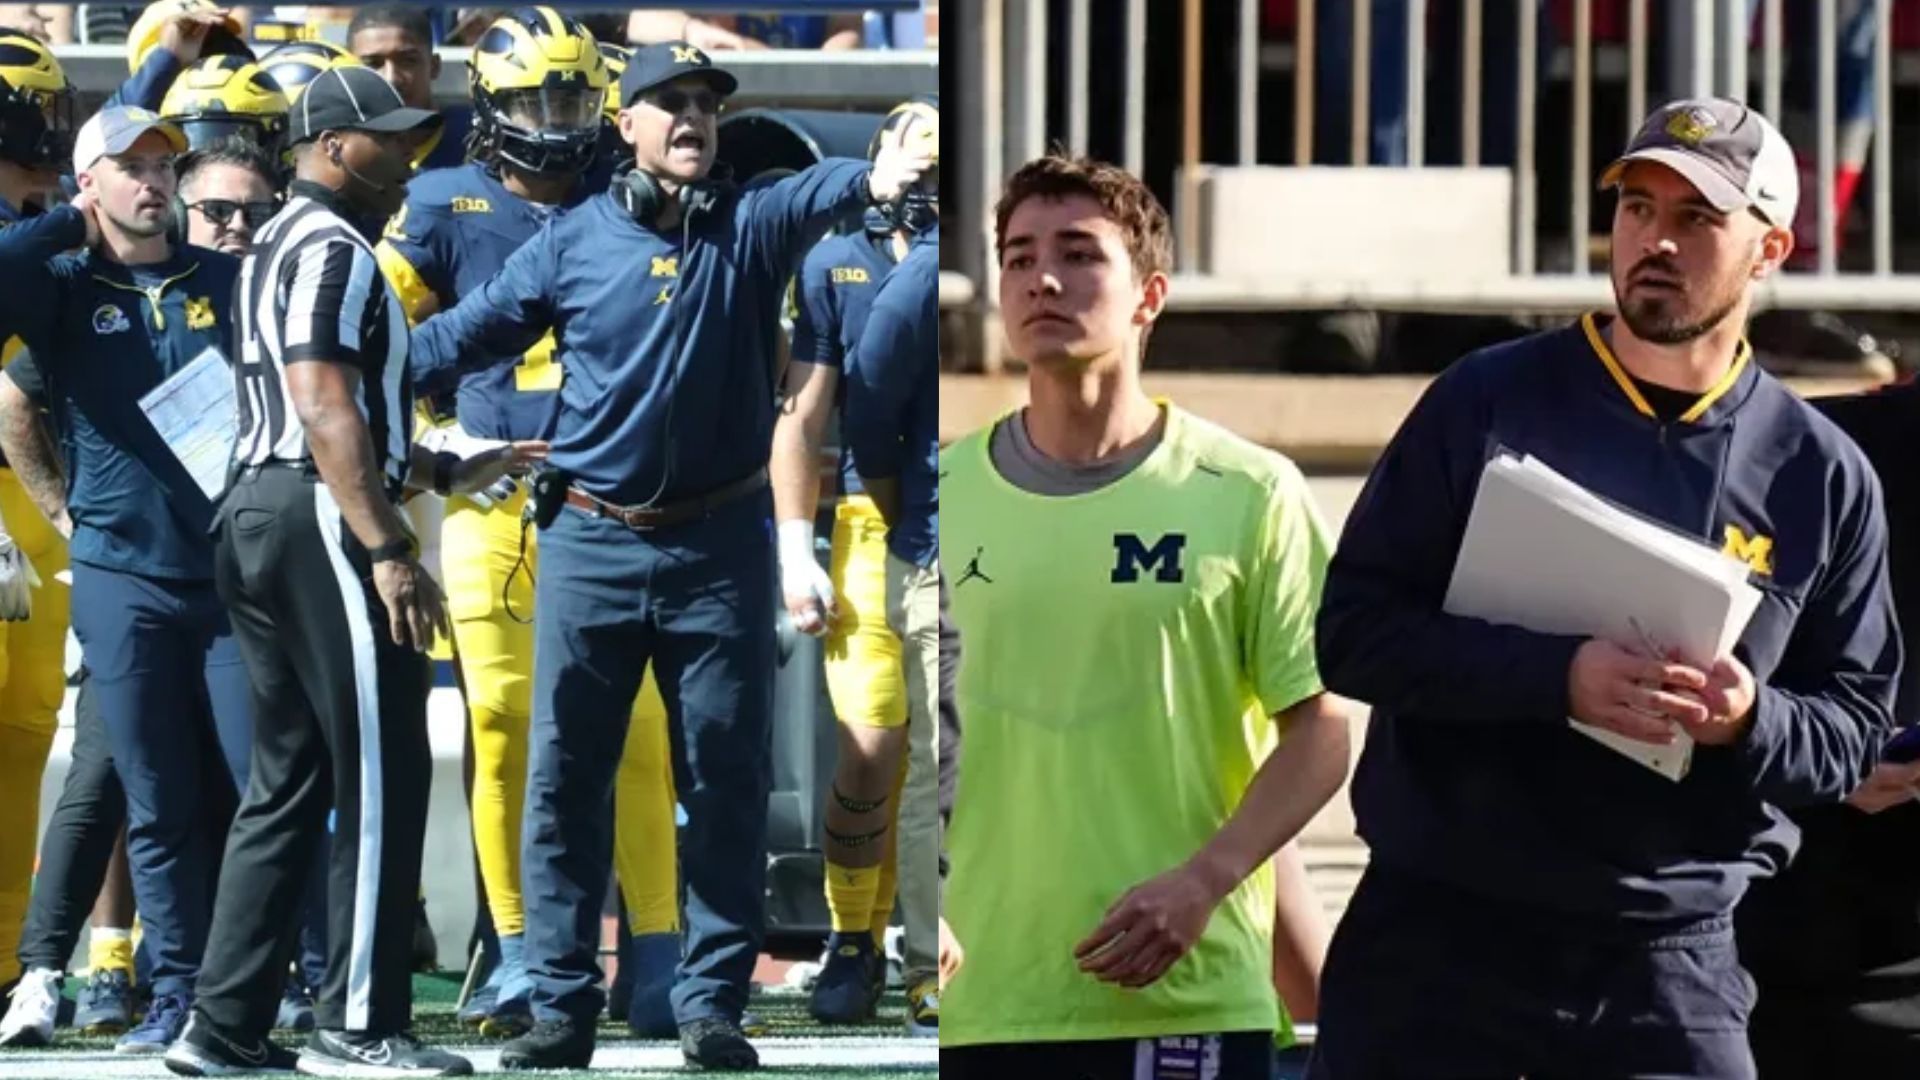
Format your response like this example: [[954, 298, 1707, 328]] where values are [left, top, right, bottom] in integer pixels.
[[232, 180, 412, 497]]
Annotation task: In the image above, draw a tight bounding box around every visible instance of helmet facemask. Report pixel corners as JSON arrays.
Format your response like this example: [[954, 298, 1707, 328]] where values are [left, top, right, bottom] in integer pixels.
[[476, 84, 600, 176]]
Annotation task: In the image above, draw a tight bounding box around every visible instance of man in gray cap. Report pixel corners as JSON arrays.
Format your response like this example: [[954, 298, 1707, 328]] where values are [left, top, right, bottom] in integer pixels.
[[0, 103, 253, 1059], [165, 65, 534, 1079], [1307, 98, 1899, 1078]]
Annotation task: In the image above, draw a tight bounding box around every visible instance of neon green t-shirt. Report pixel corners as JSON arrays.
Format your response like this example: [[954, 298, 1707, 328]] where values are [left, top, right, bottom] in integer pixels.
[[940, 404, 1333, 1047]]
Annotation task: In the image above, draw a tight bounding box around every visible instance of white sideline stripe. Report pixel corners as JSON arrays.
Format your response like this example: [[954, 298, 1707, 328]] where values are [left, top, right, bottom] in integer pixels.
[[0, 1035, 940, 1076], [315, 483, 387, 1033]]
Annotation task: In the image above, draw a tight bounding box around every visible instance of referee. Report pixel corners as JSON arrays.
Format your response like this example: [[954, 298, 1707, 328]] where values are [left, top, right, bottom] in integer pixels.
[[166, 67, 539, 1078]]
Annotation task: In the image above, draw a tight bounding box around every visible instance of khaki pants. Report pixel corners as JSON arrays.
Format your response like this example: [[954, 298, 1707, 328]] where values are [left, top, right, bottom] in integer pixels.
[[885, 553, 942, 982]]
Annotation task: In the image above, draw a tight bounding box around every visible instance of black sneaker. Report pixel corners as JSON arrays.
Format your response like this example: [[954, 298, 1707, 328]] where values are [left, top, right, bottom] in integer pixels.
[[297, 1029, 472, 1077], [499, 1017, 594, 1070], [680, 1016, 759, 1071], [163, 1013, 298, 1076], [808, 932, 884, 1023]]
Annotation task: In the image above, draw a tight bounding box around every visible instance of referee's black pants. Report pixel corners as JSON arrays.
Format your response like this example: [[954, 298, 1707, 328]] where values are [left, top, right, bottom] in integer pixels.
[[194, 464, 431, 1039]]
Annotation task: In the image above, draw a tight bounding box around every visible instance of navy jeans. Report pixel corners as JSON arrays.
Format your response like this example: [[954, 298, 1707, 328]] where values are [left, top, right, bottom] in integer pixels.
[[69, 563, 254, 1000], [1309, 864, 1756, 1079], [523, 489, 776, 1026]]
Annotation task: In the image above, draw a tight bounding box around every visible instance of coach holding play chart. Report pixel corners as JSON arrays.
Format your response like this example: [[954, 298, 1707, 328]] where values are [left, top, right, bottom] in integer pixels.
[[1311, 98, 1900, 1079]]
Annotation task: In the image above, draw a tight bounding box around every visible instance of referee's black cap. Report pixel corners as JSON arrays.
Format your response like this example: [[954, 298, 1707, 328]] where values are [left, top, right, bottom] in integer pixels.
[[289, 66, 442, 146]]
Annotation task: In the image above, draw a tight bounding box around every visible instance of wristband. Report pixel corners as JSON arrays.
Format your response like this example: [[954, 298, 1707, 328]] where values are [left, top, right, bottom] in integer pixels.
[[432, 451, 457, 497], [368, 537, 414, 564]]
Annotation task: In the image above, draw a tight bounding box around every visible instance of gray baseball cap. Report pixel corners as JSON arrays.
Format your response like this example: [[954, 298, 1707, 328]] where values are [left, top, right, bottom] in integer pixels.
[[72, 106, 186, 175], [1600, 98, 1799, 228]]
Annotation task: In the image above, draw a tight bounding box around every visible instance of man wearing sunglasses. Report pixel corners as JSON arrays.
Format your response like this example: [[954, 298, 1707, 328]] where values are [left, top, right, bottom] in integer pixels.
[[175, 136, 278, 255], [409, 39, 934, 1072]]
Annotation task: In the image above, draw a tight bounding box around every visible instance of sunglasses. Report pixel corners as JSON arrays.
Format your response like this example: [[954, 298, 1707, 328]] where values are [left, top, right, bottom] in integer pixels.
[[643, 87, 723, 117], [190, 199, 279, 230]]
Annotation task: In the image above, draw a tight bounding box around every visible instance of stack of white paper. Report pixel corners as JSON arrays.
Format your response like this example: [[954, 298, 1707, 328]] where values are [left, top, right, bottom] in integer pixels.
[[1441, 453, 1764, 781], [139, 346, 236, 501]]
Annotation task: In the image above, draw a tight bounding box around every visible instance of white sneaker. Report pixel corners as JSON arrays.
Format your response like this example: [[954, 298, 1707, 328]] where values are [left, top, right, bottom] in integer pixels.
[[0, 968, 62, 1047]]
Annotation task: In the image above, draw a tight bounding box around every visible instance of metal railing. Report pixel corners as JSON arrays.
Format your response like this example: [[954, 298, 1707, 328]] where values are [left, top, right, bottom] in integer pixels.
[[948, 0, 1920, 335]]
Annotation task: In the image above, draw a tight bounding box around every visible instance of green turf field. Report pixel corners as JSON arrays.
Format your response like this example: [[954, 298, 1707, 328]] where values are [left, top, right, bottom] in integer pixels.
[[0, 973, 936, 1079]]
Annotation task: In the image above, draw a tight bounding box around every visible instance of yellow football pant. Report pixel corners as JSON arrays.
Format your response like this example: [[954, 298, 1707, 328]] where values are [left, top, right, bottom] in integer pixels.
[[441, 488, 678, 940], [821, 498, 913, 948], [0, 469, 69, 987]]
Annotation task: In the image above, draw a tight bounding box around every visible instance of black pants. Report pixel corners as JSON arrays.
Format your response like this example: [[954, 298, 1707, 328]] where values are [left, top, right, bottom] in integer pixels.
[[17, 671, 122, 973], [943, 1032, 1279, 1079], [194, 466, 431, 1039]]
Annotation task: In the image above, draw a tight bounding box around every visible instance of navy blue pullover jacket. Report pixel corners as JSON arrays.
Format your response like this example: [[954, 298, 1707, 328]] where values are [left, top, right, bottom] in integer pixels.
[[1317, 314, 1900, 929], [408, 158, 873, 506]]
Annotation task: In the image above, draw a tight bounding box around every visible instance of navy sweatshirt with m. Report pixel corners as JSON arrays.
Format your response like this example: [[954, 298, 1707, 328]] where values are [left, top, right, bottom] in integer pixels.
[[1317, 313, 1900, 930]]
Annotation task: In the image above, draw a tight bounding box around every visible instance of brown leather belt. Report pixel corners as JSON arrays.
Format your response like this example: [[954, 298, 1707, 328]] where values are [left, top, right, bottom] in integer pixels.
[[564, 468, 768, 531]]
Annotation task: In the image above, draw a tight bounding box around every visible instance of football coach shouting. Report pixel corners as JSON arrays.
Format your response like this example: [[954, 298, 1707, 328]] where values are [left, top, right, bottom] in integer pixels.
[[409, 41, 934, 1073]]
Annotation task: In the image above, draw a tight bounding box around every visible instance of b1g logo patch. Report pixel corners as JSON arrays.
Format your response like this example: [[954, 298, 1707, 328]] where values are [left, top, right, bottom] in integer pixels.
[[92, 304, 130, 335], [1111, 532, 1186, 583]]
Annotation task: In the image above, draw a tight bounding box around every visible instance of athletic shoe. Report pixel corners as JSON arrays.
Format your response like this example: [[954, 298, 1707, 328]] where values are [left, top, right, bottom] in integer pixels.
[[499, 1017, 594, 1070], [163, 1013, 298, 1075], [478, 993, 530, 1040], [680, 1016, 758, 1071], [476, 935, 530, 1039], [808, 932, 883, 1024], [297, 1029, 473, 1077], [119, 990, 192, 1055], [75, 967, 135, 1035], [454, 945, 501, 1030], [905, 976, 938, 1038], [624, 932, 679, 1039], [0, 968, 61, 1047], [275, 982, 316, 1033]]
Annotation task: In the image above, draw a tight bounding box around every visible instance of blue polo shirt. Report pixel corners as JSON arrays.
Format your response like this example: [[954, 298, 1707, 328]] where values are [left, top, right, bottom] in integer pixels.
[[844, 225, 937, 567], [789, 215, 898, 499], [0, 205, 239, 580]]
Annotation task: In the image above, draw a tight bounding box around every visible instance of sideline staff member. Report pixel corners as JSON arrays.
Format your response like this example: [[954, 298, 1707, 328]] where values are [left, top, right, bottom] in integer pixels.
[[1310, 99, 1899, 1078], [410, 41, 934, 1072]]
